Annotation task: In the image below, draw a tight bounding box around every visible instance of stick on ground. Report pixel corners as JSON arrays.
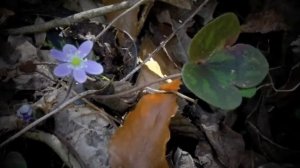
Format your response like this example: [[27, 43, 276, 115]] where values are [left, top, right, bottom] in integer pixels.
[[5, 1, 130, 35]]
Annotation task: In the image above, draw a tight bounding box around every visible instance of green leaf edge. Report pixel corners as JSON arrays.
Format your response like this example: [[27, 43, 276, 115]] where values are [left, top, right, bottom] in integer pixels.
[[239, 87, 257, 98], [188, 12, 241, 63]]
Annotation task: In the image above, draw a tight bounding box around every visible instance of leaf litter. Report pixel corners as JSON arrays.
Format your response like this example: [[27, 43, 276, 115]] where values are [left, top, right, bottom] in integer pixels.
[[1, 0, 300, 168]]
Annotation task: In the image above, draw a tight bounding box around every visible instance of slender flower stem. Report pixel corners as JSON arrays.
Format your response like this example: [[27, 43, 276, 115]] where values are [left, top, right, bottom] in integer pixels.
[[61, 78, 74, 103], [5, 1, 131, 35]]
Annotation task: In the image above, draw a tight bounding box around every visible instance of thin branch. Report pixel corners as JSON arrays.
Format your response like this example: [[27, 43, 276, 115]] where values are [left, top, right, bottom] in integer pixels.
[[0, 89, 98, 148], [24, 131, 82, 168], [247, 122, 300, 153], [257, 73, 300, 92], [5, 1, 131, 35], [0, 73, 181, 147], [120, 0, 210, 81], [145, 87, 196, 103], [60, 81, 120, 125], [92, 73, 181, 99]]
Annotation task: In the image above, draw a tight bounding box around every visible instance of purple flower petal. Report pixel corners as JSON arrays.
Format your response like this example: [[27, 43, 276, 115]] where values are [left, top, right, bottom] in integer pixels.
[[50, 49, 69, 62], [84, 60, 103, 75], [78, 40, 93, 58], [63, 44, 77, 56], [73, 69, 87, 83], [54, 63, 72, 77]]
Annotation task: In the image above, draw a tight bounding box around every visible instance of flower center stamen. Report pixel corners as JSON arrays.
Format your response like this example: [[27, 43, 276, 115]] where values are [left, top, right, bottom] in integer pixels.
[[71, 56, 82, 67]]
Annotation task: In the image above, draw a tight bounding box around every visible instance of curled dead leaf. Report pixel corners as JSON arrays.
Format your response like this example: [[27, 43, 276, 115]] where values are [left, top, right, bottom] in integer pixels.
[[109, 93, 178, 168]]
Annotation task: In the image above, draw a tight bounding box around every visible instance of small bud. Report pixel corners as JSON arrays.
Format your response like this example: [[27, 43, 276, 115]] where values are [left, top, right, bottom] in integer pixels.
[[17, 104, 33, 123]]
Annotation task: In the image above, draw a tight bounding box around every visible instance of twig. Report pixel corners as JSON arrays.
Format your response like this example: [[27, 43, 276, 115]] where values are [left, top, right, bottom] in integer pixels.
[[60, 81, 121, 125], [247, 122, 300, 153], [145, 87, 196, 103], [0, 89, 98, 148], [256, 73, 300, 92], [92, 73, 181, 99], [0, 73, 181, 147], [94, 0, 149, 41], [120, 0, 210, 81], [5, 1, 131, 35], [23, 131, 82, 168]]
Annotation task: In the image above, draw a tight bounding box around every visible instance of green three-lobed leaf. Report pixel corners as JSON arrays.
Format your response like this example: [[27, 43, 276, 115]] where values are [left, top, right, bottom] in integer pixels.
[[182, 13, 269, 110]]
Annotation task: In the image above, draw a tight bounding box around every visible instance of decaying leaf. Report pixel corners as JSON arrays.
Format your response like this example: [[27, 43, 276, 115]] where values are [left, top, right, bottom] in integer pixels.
[[239, 150, 268, 168], [3, 36, 54, 90], [195, 141, 222, 168], [172, 148, 196, 168], [34, 17, 46, 47], [102, 0, 152, 40], [159, 0, 193, 10], [241, 9, 288, 33], [79, 0, 105, 22], [109, 93, 178, 168], [201, 122, 245, 168], [55, 101, 114, 168], [191, 104, 245, 168], [157, 10, 191, 65], [92, 80, 138, 112]]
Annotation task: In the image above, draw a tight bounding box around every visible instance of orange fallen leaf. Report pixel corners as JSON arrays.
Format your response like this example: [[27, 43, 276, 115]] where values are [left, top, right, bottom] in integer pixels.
[[109, 93, 178, 168], [160, 79, 182, 92]]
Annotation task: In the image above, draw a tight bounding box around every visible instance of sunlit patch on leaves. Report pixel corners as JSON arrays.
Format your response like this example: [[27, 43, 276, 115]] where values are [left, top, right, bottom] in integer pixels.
[[182, 13, 269, 110], [109, 91, 178, 168]]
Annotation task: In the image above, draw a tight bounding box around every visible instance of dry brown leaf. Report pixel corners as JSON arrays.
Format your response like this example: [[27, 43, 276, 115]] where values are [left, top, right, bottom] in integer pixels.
[[201, 123, 245, 168], [192, 104, 245, 168], [136, 66, 163, 89], [109, 93, 178, 168], [156, 10, 192, 66], [102, 0, 137, 31], [135, 36, 180, 89], [102, 0, 152, 40], [54, 97, 114, 168]]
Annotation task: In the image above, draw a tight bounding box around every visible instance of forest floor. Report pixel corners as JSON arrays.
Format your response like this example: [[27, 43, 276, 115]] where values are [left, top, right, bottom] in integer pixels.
[[1, 0, 300, 168]]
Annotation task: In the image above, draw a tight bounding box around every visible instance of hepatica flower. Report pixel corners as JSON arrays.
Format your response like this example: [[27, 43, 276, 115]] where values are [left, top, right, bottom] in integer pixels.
[[50, 40, 103, 83]]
